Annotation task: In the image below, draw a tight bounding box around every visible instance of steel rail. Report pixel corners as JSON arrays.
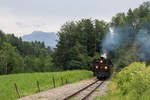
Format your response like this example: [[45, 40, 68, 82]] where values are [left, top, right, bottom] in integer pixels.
[[63, 79, 99, 100], [81, 81, 104, 100]]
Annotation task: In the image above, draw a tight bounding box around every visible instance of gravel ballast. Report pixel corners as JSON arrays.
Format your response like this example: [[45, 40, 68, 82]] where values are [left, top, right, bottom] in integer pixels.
[[18, 78, 109, 100]]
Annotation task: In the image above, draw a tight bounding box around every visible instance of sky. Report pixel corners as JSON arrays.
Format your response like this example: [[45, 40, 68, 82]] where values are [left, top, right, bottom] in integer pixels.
[[0, 0, 148, 37]]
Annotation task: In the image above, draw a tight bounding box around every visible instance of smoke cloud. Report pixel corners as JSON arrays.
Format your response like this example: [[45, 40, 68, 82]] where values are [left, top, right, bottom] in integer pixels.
[[101, 27, 120, 55], [101, 25, 150, 61], [136, 29, 150, 61]]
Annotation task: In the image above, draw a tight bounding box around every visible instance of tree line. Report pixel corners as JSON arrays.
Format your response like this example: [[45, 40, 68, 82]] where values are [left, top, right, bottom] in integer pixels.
[[0, 1, 150, 74], [0, 32, 54, 74]]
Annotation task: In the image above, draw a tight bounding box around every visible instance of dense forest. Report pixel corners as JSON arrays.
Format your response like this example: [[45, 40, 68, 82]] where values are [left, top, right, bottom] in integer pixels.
[[0, 32, 54, 74], [0, 1, 150, 75]]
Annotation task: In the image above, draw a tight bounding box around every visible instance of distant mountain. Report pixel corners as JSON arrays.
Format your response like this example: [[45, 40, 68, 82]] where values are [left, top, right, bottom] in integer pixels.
[[22, 31, 58, 48]]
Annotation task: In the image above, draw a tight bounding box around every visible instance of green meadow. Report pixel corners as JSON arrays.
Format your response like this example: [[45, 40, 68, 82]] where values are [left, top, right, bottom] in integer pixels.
[[0, 70, 93, 100]]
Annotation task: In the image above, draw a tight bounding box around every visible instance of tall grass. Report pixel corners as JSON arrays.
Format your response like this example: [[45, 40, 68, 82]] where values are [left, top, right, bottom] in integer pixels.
[[0, 70, 93, 100]]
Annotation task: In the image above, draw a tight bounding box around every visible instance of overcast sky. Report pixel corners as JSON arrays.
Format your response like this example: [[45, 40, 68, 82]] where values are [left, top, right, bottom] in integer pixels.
[[0, 0, 148, 37]]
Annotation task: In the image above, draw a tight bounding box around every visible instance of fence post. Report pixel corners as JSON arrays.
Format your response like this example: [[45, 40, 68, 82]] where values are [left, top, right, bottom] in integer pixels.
[[14, 83, 21, 98], [52, 77, 55, 88], [36, 81, 40, 92], [66, 79, 68, 84], [61, 77, 63, 85]]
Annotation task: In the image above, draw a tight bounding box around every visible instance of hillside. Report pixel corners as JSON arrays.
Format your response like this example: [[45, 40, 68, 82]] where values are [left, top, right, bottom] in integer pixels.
[[22, 31, 58, 48]]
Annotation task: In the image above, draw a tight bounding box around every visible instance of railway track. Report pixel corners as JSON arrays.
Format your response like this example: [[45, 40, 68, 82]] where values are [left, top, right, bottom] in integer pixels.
[[63, 80, 104, 100]]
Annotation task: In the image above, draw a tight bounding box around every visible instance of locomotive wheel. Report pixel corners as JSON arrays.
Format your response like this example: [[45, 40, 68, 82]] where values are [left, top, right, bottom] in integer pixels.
[[97, 76, 103, 80]]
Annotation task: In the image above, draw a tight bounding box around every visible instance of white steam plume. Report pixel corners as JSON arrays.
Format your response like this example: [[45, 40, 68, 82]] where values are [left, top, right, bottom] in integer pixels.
[[101, 27, 120, 58]]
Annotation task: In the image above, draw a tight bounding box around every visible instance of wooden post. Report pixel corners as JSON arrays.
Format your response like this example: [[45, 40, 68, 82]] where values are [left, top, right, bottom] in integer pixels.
[[52, 77, 55, 88], [14, 83, 21, 98], [36, 81, 40, 92], [61, 77, 63, 85], [66, 79, 68, 84]]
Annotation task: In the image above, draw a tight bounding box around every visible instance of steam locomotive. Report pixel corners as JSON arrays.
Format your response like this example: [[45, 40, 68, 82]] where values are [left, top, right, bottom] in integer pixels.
[[93, 57, 113, 80]]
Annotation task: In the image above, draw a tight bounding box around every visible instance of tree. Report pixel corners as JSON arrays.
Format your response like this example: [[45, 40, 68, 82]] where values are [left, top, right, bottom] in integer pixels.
[[53, 19, 107, 70], [0, 30, 5, 49], [0, 42, 24, 74]]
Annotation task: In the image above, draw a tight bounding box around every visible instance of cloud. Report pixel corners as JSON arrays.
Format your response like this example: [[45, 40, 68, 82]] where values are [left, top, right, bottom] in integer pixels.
[[33, 23, 46, 28], [16, 22, 28, 28], [16, 21, 46, 29], [0, 0, 148, 36]]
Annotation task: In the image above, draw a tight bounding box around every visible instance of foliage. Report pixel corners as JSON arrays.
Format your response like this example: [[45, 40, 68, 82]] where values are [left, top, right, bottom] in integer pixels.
[[0, 42, 24, 74], [0, 31, 54, 74], [53, 19, 108, 70], [0, 70, 93, 100], [99, 62, 150, 100]]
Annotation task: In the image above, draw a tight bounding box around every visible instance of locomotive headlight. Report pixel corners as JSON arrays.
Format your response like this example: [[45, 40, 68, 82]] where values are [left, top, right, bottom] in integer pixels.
[[95, 66, 98, 69], [100, 60, 103, 63], [104, 66, 108, 70]]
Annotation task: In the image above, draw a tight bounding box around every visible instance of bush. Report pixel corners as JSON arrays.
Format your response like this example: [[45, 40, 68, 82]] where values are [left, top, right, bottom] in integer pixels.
[[100, 62, 150, 100]]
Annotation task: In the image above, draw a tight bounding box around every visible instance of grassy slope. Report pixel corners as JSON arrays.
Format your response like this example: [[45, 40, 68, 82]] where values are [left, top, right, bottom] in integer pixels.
[[93, 62, 150, 100], [0, 70, 93, 100]]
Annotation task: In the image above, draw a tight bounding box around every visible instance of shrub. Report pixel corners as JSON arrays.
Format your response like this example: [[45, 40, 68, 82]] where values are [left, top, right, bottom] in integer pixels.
[[100, 62, 150, 100]]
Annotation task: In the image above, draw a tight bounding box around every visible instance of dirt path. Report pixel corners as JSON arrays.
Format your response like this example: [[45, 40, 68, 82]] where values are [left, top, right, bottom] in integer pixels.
[[18, 78, 110, 100]]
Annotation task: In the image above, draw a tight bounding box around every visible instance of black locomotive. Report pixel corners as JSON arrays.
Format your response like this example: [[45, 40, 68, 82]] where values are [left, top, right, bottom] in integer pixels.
[[93, 57, 113, 80]]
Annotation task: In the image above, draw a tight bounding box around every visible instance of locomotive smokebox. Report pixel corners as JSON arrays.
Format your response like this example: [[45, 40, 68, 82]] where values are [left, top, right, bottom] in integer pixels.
[[93, 56, 113, 80]]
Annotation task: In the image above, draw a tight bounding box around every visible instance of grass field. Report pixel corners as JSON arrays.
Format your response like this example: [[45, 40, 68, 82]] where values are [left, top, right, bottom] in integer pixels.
[[0, 70, 93, 100]]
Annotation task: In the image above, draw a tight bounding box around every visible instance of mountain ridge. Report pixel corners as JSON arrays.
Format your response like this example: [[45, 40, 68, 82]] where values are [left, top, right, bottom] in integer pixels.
[[22, 31, 58, 48]]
